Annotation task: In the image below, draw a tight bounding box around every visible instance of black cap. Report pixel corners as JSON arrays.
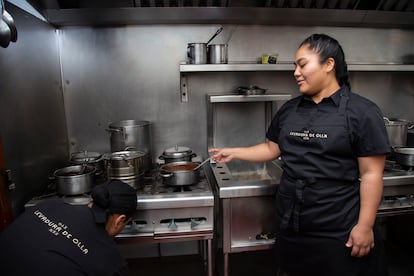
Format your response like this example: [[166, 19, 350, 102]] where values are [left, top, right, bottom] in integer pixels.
[[90, 180, 137, 224]]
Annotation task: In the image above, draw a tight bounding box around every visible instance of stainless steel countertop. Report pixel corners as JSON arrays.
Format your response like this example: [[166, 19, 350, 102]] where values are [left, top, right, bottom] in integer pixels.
[[211, 161, 414, 198]]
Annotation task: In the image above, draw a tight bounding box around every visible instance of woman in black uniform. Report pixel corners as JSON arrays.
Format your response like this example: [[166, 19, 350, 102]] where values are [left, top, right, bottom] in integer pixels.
[[209, 34, 390, 276]]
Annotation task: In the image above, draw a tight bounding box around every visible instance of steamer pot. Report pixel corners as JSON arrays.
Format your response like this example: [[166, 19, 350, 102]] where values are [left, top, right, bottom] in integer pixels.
[[53, 165, 96, 195], [103, 150, 145, 178], [159, 161, 200, 186]]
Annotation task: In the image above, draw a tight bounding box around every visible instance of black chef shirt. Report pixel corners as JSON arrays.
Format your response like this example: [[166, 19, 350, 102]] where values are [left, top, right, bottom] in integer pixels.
[[0, 199, 128, 276], [266, 87, 390, 176]]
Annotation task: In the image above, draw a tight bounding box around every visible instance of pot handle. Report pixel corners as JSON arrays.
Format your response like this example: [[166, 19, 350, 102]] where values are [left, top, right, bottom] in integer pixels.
[[159, 172, 172, 178], [105, 128, 121, 132], [383, 117, 390, 124]]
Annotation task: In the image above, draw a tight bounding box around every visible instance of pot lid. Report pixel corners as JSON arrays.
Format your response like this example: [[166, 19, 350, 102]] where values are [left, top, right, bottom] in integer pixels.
[[103, 150, 145, 160], [70, 151, 102, 162], [162, 146, 193, 158]]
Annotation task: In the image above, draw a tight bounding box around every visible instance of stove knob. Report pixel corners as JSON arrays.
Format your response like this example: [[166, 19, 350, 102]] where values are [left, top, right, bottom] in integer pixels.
[[168, 219, 177, 231], [191, 218, 200, 229]]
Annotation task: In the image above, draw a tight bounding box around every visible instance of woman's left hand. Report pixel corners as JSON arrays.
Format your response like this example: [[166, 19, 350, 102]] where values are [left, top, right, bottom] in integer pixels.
[[345, 224, 375, 257]]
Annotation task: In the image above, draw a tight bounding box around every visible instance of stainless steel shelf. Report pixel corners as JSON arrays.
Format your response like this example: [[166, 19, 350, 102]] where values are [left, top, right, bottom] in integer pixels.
[[180, 63, 294, 72], [208, 94, 292, 103], [180, 63, 414, 72]]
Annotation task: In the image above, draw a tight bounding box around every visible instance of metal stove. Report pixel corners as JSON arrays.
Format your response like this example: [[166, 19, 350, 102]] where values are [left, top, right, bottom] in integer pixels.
[[378, 160, 414, 216], [25, 167, 215, 276], [116, 167, 214, 276]]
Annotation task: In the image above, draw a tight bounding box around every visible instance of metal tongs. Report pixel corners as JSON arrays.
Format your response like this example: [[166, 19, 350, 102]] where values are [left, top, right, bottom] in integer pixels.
[[193, 157, 211, 171]]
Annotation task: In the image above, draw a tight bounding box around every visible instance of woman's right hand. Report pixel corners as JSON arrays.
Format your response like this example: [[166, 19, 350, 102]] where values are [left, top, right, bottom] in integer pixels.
[[208, 148, 236, 163], [209, 141, 281, 164]]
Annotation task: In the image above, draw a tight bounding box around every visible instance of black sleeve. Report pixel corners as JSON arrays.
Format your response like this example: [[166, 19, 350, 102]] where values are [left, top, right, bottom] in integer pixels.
[[353, 105, 390, 157]]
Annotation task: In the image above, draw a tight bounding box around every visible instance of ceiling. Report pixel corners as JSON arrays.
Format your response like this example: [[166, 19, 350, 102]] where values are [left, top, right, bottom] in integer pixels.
[[26, 0, 414, 10], [24, 0, 414, 28]]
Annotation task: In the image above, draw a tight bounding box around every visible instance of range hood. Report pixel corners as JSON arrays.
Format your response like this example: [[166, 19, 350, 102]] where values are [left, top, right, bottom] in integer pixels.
[[25, 0, 414, 28]]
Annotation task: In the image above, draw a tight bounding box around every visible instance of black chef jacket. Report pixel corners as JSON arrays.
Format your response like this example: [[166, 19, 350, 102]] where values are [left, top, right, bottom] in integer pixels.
[[0, 199, 128, 276], [266, 86, 390, 276]]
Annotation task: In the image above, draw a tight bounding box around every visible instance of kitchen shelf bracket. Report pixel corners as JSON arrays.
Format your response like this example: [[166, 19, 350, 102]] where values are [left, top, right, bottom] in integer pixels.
[[181, 73, 188, 102]]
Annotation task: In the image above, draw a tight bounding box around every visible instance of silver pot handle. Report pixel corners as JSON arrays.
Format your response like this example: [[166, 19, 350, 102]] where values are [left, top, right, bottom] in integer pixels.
[[105, 128, 121, 132], [159, 172, 173, 178], [383, 117, 390, 124]]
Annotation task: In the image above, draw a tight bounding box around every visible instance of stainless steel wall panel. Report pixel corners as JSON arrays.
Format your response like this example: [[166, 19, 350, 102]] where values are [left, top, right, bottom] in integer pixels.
[[0, 4, 68, 213]]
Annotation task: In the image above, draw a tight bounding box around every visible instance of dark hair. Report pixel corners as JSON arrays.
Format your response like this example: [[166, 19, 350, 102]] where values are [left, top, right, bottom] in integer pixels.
[[299, 33, 351, 89]]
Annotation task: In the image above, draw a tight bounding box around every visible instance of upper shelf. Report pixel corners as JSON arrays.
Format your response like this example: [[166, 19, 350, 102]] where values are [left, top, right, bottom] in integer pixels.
[[180, 63, 414, 72]]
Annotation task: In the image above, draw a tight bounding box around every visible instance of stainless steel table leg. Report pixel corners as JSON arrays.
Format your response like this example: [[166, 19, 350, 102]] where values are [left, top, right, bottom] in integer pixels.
[[224, 252, 229, 276], [207, 239, 213, 276]]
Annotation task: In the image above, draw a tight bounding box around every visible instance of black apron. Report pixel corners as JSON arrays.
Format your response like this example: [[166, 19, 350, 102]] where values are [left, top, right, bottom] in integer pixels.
[[275, 90, 387, 276]]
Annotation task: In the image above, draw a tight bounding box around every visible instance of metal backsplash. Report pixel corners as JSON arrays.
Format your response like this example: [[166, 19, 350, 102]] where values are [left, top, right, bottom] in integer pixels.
[[60, 24, 414, 160]]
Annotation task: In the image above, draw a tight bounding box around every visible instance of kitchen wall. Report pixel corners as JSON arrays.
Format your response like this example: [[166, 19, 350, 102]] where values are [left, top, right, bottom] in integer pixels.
[[1, 3, 414, 213], [60, 24, 414, 157]]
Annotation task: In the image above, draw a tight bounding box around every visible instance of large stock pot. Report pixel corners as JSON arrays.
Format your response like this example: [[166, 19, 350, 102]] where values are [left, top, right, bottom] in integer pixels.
[[384, 117, 414, 148], [106, 120, 152, 172]]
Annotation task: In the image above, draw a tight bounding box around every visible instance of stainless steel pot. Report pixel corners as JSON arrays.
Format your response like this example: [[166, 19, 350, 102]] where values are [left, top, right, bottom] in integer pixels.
[[394, 147, 414, 167], [103, 150, 145, 178], [208, 44, 228, 64], [54, 165, 96, 195], [384, 117, 414, 147], [159, 145, 196, 164], [187, 43, 207, 64], [107, 120, 152, 172], [160, 161, 200, 186], [70, 151, 104, 175]]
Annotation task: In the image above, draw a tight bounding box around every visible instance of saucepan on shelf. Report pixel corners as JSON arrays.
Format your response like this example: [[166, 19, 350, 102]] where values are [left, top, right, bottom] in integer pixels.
[[237, 85, 267, 95]]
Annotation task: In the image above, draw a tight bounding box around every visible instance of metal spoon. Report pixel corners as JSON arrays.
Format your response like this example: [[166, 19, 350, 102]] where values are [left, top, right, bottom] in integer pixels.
[[193, 157, 211, 171]]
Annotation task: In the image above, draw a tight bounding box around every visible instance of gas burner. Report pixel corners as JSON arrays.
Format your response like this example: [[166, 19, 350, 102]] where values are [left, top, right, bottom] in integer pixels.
[[384, 160, 413, 172], [172, 185, 194, 192]]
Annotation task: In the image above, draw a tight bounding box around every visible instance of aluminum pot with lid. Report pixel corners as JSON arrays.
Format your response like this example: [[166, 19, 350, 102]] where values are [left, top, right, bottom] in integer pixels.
[[384, 117, 414, 148], [103, 150, 145, 178], [159, 161, 200, 186], [159, 145, 196, 164], [53, 165, 96, 195]]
